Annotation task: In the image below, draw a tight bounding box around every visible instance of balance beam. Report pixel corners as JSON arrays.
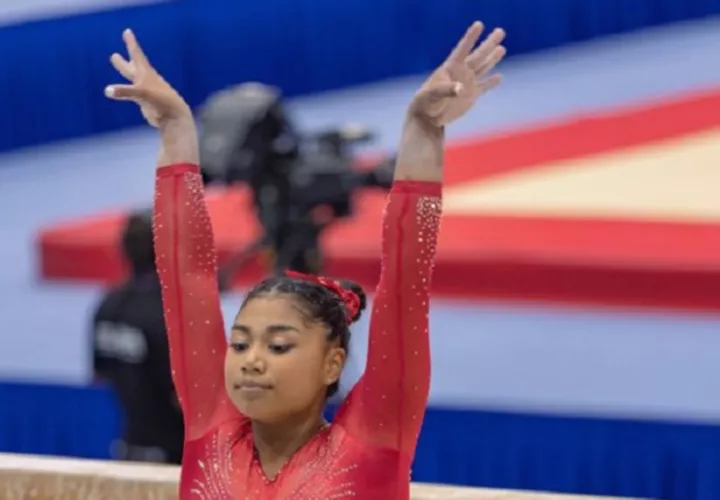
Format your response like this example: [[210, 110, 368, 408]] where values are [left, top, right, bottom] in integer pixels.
[[0, 453, 645, 499]]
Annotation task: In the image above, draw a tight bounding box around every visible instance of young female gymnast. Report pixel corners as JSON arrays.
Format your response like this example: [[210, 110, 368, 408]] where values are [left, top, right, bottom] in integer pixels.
[[105, 21, 505, 499]]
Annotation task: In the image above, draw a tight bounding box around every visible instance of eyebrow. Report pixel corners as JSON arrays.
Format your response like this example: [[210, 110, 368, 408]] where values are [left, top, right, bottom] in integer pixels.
[[231, 324, 300, 334]]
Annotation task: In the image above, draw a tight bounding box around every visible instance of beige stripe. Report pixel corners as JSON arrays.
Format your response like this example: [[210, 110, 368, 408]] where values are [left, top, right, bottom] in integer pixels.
[[444, 128, 720, 223]]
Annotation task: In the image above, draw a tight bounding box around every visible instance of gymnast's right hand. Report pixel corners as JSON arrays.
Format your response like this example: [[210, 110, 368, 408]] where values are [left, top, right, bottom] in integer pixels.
[[104, 29, 191, 127]]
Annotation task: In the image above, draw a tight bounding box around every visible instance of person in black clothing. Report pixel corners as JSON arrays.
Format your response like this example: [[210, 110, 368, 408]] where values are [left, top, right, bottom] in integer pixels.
[[92, 209, 184, 464]]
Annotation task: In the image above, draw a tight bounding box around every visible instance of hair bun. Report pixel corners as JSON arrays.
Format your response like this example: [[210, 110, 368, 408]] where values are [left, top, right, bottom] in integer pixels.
[[337, 279, 367, 324]]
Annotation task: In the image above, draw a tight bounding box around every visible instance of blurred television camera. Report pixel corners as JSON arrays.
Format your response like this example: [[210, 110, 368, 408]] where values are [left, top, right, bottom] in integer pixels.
[[198, 82, 395, 277]]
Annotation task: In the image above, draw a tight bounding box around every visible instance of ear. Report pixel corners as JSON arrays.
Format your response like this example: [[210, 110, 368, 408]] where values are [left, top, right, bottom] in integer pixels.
[[323, 346, 346, 387]]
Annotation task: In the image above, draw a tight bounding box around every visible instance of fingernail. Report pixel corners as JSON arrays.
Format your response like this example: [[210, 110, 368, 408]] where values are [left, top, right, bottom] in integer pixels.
[[454, 82, 463, 95], [104, 86, 115, 98]]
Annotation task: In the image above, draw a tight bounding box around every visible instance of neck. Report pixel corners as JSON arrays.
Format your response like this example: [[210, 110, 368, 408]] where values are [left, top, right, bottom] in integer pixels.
[[251, 412, 327, 475]]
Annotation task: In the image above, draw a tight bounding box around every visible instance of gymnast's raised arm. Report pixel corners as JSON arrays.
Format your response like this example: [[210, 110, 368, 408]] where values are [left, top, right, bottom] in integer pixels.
[[336, 22, 506, 458], [105, 29, 240, 441]]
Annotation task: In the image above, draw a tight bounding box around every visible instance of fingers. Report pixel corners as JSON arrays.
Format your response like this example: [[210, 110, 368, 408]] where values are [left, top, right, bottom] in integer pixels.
[[123, 29, 150, 68], [473, 45, 507, 78], [429, 81, 463, 100], [415, 82, 461, 110], [476, 73, 502, 94], [110, 53, 135, 81], [104, 84, 147, 101], [105, 29, 149, 100], [467, 28, 506, 72], [447, 21, 484, 64]]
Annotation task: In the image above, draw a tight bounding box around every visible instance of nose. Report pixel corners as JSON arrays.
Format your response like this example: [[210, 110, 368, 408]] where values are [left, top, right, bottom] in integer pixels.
[[240, 345, 266, 374]]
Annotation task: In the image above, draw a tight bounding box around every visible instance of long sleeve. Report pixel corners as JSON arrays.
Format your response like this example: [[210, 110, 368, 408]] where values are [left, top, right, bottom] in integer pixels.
[[153, 163, 241, 441], [336, 180, 441, 458]]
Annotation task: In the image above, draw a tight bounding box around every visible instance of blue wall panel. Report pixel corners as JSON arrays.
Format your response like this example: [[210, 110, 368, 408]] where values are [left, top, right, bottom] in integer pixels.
[[0, 0, 718, 153]]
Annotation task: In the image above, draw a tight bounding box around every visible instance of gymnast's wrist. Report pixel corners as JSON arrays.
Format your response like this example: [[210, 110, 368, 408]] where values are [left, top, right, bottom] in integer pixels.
[[157, 116, 200, 167]]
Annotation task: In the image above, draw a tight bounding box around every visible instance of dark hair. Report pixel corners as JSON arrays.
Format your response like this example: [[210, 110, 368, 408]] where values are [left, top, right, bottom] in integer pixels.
[[240, 275, 367, 398], [121, 209, 155, 275]]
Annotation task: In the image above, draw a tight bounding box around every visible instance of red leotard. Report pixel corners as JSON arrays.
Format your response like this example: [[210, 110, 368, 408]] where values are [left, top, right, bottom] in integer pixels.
[[153, 163, 442, 499]]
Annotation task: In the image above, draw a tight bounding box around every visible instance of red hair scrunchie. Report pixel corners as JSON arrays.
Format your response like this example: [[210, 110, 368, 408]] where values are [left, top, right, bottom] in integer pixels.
[[285, 270, 361, 325]]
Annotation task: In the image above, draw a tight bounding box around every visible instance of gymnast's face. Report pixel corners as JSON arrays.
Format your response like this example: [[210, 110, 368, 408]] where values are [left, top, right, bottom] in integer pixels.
[[224, 294, 345, 422]]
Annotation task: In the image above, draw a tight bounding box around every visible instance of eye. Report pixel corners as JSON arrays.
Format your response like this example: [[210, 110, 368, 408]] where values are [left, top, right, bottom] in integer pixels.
[[230, 342, 248, 353], [269, 343, 293, 354]]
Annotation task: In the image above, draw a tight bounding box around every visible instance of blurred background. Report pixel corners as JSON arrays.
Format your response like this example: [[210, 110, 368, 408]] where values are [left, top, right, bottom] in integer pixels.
[[1, 1, 720, 499]]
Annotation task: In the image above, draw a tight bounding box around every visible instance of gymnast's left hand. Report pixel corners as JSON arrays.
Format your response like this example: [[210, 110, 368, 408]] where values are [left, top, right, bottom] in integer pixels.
[[408, 21, 506, 128]]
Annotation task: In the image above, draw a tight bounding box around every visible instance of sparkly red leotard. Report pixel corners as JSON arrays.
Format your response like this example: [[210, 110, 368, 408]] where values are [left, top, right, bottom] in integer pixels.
[[153, 163, 442, 499]]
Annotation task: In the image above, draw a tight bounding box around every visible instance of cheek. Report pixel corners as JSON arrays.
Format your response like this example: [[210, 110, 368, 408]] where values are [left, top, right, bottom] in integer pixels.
[[275, 347, 327, 391], [223, 349, 241, 381]]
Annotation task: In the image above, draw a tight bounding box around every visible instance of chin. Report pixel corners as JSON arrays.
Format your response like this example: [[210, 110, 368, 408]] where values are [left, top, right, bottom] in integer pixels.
[[235, 399, 276, 421]]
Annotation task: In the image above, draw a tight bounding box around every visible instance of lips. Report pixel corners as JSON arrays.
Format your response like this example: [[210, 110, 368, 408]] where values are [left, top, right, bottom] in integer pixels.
[[234, 381, 272, 390]]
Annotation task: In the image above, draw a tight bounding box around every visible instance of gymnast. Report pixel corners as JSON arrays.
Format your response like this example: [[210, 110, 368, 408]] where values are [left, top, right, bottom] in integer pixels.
[[104, 21, 505, 499]]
